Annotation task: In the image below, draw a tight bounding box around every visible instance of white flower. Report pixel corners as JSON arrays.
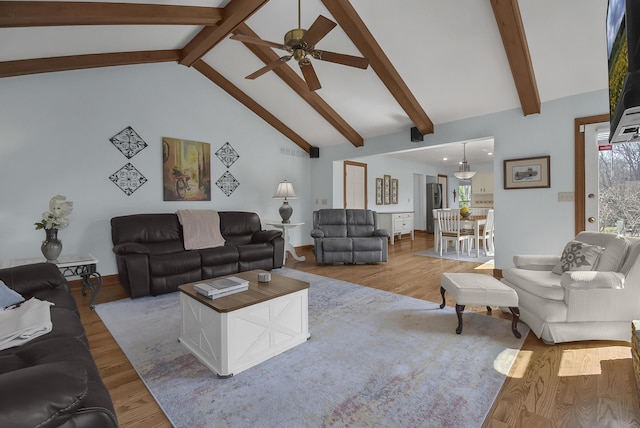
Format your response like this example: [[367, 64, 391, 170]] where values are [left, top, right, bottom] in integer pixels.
[[35, 195, 73, 230]]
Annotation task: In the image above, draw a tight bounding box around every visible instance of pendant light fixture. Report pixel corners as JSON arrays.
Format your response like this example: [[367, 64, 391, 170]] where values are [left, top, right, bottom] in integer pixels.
[[453, 142, 476, 180]]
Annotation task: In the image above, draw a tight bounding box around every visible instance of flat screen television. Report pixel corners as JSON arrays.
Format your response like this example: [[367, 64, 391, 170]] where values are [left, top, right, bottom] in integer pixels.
[[609, 0, 640, 143], [606, 0, 640, 143]]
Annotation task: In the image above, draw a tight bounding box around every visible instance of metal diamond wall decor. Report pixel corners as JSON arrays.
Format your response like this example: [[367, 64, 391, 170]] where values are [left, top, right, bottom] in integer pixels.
[[110, 126, 148, 159], [215, 142, 239, 168], [109, 163, 147, 195], [215, 171, 239, 197]]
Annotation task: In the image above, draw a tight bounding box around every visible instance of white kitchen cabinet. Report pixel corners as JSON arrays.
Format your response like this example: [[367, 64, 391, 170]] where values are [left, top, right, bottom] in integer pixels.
[[472, 172, 494, 194], [377, 212, 414, 245]]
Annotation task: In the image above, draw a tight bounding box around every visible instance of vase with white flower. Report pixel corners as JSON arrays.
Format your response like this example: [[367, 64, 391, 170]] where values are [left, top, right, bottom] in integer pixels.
[[35, 195, 73, 261]]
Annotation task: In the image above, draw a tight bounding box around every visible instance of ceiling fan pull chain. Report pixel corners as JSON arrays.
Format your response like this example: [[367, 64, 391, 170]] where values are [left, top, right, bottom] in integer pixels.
[[298, 0, 301, 30]]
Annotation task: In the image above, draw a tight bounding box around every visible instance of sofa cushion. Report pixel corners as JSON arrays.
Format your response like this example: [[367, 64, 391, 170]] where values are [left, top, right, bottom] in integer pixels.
[[315, 209, 348, 237], [111, 213, 181, 244], [149, 252, 201, 276], [346, 210, 376, 237], [352, 237, 384, 251], [322, 237, 353, 252], [620, 239, 640, 276], [552, 240, 604, 275], [200, 245, 239, 266], [502, 268, 565, 300], [219, 212, 261, 245], [575, 231, 629, 271], [236, 243, 273, 262]]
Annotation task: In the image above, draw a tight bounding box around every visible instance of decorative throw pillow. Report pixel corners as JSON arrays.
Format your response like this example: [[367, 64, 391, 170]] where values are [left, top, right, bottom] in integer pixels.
[[552, 240, 605, 275], [0, 280, 24, 308]]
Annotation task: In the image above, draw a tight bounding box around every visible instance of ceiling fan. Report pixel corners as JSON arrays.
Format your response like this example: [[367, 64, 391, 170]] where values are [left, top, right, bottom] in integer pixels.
[[230, 0, 369, 91]]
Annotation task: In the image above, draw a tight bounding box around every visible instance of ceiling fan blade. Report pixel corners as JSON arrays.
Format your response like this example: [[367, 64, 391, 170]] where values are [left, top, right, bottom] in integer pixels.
[[299, 60, 321, 91], [312, 50, 369, 69], [301, 15, 336, 47], [230, 34, 286, 50], [246, 56, 292, 80]]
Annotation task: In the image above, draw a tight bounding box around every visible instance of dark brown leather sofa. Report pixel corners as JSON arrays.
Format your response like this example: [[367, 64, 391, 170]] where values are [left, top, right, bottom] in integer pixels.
[[0, 263, 117, 428], [111, 211, 284, 298]]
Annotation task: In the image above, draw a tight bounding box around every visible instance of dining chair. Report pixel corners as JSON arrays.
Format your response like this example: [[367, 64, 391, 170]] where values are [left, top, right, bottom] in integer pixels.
[[436, 210, 473, 257], [479, 209, 495, 255]]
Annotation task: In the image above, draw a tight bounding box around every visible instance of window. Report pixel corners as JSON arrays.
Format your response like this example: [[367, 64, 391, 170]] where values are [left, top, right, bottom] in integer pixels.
[[458, 183, 471, 209]]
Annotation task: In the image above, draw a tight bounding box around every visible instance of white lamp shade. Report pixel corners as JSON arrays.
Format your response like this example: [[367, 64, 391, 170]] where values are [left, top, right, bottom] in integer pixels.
[[273, 181, 297, 199]]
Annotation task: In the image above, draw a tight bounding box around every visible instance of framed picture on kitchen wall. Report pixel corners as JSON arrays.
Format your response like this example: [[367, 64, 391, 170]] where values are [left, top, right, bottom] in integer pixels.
[[376, 178, 383, 205], [504, 156, 550, 190], [391, 178, 398, 204], [383, 175, 391, 204]]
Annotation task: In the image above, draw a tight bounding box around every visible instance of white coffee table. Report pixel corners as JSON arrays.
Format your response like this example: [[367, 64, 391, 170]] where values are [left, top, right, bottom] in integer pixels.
[[178, 270, 309, 377]]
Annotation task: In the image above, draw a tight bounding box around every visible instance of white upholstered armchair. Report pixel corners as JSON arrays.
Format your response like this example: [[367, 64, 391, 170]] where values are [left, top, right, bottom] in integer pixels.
[[501, 232, 640, 344]]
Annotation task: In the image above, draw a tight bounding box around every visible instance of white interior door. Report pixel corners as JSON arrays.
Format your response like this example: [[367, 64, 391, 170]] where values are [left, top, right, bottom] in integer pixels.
[[344, 161, 367, 209]]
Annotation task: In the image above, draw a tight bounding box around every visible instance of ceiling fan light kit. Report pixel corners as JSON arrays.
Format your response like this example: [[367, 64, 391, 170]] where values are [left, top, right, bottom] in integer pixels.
[[230, 1, 369, 91]]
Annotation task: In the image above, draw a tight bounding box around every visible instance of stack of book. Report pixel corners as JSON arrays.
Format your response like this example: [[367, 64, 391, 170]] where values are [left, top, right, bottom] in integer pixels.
[[194, 276, 249, 299]]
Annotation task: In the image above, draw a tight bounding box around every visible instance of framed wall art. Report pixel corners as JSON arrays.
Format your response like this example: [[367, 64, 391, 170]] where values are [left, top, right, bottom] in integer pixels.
[[391, 178, 398, 204], [162, 137, 211, 201], [504, 155, 550, 190], [383, 174, 391, 204], [376, 177, 383, 205]]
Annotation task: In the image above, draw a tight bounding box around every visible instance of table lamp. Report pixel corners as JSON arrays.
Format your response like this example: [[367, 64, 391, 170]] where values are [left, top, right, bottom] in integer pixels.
[[273, 180, 297, 223]]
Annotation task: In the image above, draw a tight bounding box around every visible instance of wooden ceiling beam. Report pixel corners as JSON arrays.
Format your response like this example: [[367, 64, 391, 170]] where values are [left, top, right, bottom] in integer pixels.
[[180, 0, 269, 67], [0, 50, 180, 78], [490, 0, 540, 115], [232, 23, 363, 147], [321, 0, 434, 136], [193, 60, 312, 153], [0, 1, 223, 27]]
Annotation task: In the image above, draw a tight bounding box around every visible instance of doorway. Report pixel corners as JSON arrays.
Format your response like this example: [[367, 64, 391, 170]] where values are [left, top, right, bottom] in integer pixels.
[[577, 114, 640, 236], [344, 161, 367, 209]]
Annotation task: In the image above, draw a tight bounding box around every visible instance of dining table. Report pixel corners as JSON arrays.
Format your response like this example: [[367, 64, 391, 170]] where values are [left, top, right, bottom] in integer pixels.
[[434, 215, 487, 258]]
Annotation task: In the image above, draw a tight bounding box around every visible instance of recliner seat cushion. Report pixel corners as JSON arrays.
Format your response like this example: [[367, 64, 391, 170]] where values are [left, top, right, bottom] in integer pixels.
[[149, 252, 201, 276], [352, 237, 384, 251], [236, 243, 273, 262], [199, 245, 239, 266], [322, 237, 353, 252]]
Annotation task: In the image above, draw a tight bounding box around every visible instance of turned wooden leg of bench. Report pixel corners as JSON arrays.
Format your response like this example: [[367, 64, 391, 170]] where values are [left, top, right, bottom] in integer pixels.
[[439, 286, 446, 309], [509, 307, 521, 338], [455, 304, 465, 334]]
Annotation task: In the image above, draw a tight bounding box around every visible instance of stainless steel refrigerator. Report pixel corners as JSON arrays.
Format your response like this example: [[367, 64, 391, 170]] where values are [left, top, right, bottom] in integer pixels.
[[426, 183, 443, 233]]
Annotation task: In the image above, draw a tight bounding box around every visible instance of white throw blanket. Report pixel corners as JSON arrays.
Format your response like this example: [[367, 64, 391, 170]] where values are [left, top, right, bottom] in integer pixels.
[[176, 209, 226, 250], [0, 298, 53, 351]]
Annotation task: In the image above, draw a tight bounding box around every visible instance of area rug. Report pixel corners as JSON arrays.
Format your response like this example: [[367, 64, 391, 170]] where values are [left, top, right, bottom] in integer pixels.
[[95, 268, 527, 428], [414, 247, 494, 265]]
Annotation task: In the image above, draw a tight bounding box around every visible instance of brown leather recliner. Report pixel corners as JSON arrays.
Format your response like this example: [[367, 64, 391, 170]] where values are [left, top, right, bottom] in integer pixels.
[[111, 211, 284, 297]]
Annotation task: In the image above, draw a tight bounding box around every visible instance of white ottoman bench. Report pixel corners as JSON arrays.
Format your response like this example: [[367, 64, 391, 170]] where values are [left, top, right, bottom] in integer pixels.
[[440, 272, 521, 338]]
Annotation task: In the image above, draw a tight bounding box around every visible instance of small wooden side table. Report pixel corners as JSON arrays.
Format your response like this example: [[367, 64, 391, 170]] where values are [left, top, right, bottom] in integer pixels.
[[265, 221, 306, 265], [2, 253, 103, 309]]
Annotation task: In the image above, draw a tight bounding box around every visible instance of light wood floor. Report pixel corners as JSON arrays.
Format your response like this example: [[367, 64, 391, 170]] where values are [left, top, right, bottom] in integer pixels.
[[71, 231, 640, 427]]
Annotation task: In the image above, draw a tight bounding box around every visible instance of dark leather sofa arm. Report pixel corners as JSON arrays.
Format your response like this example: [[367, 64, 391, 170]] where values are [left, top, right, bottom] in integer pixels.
[[252, 230, 282, 243], [310, 229, 324, 238], [373, 229, 390, 237], [0, 362, 88, 428], [112, 242, 151, 255], [0, 263, 67, 297]]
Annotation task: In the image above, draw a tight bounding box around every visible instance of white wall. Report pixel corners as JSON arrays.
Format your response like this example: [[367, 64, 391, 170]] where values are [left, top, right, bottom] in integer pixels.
[[310, 89, 609, 268], [0, 63, 311, 276]]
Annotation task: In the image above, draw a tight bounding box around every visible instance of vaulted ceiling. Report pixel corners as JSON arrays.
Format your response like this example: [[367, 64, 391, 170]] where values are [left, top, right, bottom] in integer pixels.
[[0, 0, 607, 157]]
